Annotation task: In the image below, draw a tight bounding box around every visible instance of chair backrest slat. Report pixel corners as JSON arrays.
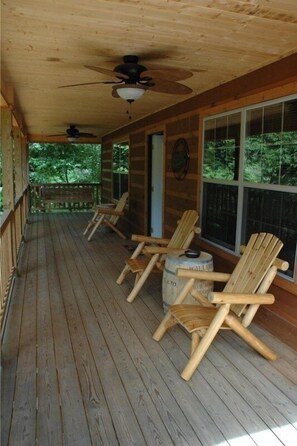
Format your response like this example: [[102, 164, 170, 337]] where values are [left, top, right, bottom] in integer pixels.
[[168, 210, 199, 249]]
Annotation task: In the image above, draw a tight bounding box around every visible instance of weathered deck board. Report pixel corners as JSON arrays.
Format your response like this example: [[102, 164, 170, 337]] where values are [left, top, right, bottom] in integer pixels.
[[36, 216, 63, 446], [59, 213, 204, 445], [2, 212, 297, 446]]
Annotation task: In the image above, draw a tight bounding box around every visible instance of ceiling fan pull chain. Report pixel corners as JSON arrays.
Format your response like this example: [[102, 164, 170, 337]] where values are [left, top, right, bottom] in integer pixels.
[[126, 103, 132, 120]]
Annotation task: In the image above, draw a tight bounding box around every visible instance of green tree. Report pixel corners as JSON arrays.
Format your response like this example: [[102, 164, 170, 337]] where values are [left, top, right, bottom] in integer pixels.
[[29, 143, 101, 183], [244, 132, 297, 186]]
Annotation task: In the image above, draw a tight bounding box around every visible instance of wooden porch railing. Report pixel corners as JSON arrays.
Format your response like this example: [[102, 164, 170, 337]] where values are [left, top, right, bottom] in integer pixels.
[[0, 189, 29, 331], [30, 182, 101, 212]]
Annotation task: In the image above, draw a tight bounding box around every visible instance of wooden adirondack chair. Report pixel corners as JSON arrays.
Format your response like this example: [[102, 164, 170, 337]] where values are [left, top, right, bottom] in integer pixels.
[[116, 210, 200, 303], [153, 232, 289, 381], [83, 191, 128, 241]]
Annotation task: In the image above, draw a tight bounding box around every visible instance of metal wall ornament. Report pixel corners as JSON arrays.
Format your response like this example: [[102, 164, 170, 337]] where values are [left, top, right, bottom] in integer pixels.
[[171, 137, 190, 180]]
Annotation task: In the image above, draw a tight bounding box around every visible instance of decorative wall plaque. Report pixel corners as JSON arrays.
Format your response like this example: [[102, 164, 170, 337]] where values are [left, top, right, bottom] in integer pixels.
[[171, 138, 190, 180]]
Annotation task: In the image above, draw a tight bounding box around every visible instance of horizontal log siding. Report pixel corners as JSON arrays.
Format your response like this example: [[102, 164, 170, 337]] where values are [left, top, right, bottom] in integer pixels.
[[128, 131, 146, 235], [101, 54, 297, 344], [164, 115, 199, 237]]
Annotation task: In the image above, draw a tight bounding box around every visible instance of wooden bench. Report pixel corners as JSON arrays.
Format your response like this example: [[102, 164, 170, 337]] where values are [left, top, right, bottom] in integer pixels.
[[41, 185, 94, 210]]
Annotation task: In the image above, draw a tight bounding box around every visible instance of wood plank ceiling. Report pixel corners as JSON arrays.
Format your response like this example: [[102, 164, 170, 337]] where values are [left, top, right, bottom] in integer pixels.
[[2, 0, 297, 142]]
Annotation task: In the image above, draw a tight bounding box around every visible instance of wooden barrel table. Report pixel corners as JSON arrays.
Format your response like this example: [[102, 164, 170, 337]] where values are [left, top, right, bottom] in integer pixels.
[[162, 251, 213, 312]]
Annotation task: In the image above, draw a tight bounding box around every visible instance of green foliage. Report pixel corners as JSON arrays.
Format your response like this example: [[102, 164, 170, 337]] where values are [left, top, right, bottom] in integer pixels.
[[112, 142, 129, 173], [244, 132, 297, 186], [203, 132, 297, 186], [203, 140, 237, 180], [29, 143, 101, 183]]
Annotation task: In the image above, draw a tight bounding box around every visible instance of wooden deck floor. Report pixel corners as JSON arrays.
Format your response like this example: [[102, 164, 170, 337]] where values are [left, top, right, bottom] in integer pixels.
[[2, 212, 297, 446]]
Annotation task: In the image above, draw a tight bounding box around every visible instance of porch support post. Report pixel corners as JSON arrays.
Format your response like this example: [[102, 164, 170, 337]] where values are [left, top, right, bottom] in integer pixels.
[[22, 137, 29, 191], [14, 127, 23, 199], [1, 107, 14, 210]]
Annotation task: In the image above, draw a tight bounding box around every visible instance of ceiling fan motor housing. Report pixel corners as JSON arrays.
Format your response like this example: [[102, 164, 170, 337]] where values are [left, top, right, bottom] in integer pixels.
[[114, 55, 148, 84], [67, 124, 80, 138]]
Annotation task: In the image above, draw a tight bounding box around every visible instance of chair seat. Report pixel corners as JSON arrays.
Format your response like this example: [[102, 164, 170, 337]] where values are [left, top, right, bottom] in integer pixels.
[[127, 258, 161, 274], [170, 305, 230, 333]]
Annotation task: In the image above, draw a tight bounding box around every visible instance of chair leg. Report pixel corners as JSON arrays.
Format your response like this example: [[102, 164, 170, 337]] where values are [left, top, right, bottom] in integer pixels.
[[83, 221, 92, 235], [116, 242, 145, 285], [226, 314, 277, 361], [83, 211, 98, 235], [116, 263, 131, 285], [106, 222, 127, 239], [153, 311, 178, 341], [181, 305, 230, 381], [153, 278, 196, 341], [87, 214, 105, 241], [191, 332, 200, 356], [134, 272, 141, 285], [126, 254, 159, 303]]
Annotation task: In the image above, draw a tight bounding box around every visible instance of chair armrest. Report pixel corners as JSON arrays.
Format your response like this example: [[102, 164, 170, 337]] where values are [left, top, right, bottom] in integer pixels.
[[143, 246, 185, 255], [97, 208, 124, 216], [93, 203, 115, 210], [131, 234, 170, 244], [177, 269, 231, 282], [208, 292, 275, 305]]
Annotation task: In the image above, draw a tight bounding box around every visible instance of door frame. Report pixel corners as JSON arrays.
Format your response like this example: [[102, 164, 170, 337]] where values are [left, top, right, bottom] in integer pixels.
[[146, 130, 165, 236]]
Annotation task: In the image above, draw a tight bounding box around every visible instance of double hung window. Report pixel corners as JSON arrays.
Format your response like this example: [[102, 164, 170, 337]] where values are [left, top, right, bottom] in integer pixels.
[[202, 95, 297, 280]]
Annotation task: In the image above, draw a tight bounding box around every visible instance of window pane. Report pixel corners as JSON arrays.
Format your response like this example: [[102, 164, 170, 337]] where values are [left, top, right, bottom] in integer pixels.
[[202, 183, 238, 250], [245, 99, 297, 186], [263, 103, 282, 134], [243, 188, 297, 278], [203, 113, 240, 180], [113, 142, 129, 200], [284, 99, 297, 132], [120, 173, 128, 197], [282, 99, 297, 186], [280, 142, 297, 186], [112, 173, 120, 200]]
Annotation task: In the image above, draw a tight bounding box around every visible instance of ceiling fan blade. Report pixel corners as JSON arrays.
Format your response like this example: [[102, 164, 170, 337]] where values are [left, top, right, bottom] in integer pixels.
[[78, 132, 97, 138], [59, 80, 122, 88], [85, 65, 129, 80], [47, 133, 65, 136], [149, 79, 193, 95], [141, 67, 193, 81]]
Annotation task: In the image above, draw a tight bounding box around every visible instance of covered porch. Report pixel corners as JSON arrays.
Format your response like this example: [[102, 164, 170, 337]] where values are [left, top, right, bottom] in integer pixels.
[[2, 212, 296, 446]]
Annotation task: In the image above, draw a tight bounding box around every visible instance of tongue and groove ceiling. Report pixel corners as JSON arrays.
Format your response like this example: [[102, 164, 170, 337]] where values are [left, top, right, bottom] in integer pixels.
[[1, 0, 297, 142]]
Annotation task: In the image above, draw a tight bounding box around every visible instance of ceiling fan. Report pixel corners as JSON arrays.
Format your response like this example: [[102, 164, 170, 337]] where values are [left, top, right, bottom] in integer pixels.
[[59, 55, 203, 102], [48, 124, 97, 142]]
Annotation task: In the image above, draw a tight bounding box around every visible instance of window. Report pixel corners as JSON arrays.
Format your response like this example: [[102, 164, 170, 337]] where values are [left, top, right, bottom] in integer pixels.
[[112, 142, 129, 200], [202, 95, 297, 280]]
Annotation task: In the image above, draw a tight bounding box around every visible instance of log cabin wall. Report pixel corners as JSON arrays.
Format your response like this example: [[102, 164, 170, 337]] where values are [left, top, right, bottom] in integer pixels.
[[101, 54, 297, 348], [128, 130, 147, 235], [164, 115, 199, 235]]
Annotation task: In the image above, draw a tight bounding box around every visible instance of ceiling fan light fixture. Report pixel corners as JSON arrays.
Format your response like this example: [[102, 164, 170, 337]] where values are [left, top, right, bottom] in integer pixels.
[[67, 136, 77, 142], [115, 84, 146, 103]]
